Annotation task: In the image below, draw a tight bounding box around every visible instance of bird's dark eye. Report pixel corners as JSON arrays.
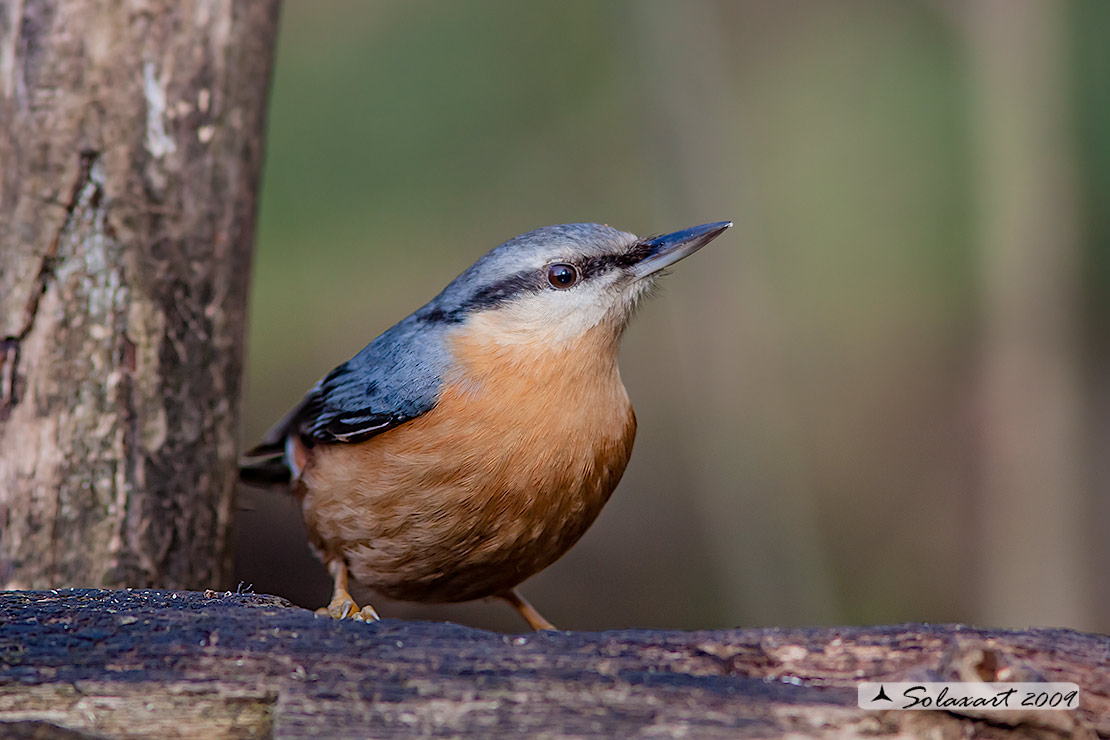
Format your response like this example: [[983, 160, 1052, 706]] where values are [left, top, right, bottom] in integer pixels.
[[546, 263, 580, 289]]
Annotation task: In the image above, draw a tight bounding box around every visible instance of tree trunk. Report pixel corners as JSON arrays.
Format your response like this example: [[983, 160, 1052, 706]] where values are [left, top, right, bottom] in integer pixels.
[[0, 1, 281, 589]]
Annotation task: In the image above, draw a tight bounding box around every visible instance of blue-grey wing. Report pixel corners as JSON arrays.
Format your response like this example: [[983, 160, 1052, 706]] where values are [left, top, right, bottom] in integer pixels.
[[247, 315, 451, 454], [298, 355, 440, 444]]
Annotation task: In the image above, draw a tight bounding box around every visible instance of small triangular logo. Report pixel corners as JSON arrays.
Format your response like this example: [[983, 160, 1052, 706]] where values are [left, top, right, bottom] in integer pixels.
[[872, 685, 892, 702]]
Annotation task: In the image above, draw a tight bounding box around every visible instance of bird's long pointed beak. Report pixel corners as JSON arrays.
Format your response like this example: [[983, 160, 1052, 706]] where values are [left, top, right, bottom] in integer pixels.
[[629, 221, 733, 279]]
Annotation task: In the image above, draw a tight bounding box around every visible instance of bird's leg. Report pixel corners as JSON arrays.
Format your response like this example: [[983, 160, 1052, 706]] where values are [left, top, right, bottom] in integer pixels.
[[316, 559, 380, 622], [498, 588, 556, 631]]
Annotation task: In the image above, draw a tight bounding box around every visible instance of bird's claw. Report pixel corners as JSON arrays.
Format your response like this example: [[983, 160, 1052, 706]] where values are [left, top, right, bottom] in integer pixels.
[[316, 598, 358, 620], [316, 597, 380, 623], [352, 605, 381, 623]]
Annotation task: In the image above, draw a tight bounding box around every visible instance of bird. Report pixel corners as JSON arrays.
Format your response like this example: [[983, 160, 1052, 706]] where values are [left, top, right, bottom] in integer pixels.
[[240, 220, 732, 630]]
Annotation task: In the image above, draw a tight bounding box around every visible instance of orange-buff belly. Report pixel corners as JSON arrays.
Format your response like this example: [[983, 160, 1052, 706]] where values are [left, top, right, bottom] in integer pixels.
[[298, 320, 637, 603]]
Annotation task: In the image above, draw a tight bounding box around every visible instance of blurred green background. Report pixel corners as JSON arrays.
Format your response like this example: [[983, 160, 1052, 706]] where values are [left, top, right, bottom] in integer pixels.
[[236, 0, 1110, 633]]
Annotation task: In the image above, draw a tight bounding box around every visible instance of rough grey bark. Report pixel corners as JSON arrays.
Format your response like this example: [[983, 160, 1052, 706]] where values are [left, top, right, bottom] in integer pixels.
[[0, 590, 1106, 739], [0, 1, 281, 589]]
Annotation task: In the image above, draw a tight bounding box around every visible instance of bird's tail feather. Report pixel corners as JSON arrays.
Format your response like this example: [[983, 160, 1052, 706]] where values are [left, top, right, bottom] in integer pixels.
[[239, 444, 292, 487]]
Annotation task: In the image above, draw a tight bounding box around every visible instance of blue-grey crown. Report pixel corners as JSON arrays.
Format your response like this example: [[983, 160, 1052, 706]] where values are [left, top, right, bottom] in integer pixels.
[[415, 223, 638, 323]]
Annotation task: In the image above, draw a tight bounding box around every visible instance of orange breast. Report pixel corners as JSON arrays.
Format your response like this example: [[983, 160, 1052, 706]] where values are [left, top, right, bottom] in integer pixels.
[[299, 318, 637, 603]]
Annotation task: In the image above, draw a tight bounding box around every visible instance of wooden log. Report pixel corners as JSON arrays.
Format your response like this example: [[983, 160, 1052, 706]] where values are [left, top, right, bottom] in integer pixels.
[[0, 589, 1104, 739], [0, 0, 280, 590]]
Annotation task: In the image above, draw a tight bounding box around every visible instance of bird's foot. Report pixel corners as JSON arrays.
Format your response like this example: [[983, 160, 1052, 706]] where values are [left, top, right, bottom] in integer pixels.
[[498, 588, 557, 631], [317, 558, 381, 622], [316, 594, 380, 622], [353, 604, 380, 622], [316, 597, 355, 620]]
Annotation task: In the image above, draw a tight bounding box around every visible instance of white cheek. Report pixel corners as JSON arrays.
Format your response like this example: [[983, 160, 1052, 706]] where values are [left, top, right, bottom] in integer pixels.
[[472, 282, 631, 345]]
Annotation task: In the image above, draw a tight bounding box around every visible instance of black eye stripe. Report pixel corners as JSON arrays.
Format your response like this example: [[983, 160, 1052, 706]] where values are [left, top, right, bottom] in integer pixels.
[[464, 271, 545, 311], [455, 245, 649, 314], [580, 247, 648, 277]]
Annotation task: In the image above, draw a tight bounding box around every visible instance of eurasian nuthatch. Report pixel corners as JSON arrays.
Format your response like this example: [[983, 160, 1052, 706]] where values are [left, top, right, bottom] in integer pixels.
[[241, 221, 732, 630]]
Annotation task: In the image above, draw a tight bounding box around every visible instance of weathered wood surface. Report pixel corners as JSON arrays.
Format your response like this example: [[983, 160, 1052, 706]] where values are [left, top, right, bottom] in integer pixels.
[[0, 590, 1105, 739], [0, 0, 280, 591]]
